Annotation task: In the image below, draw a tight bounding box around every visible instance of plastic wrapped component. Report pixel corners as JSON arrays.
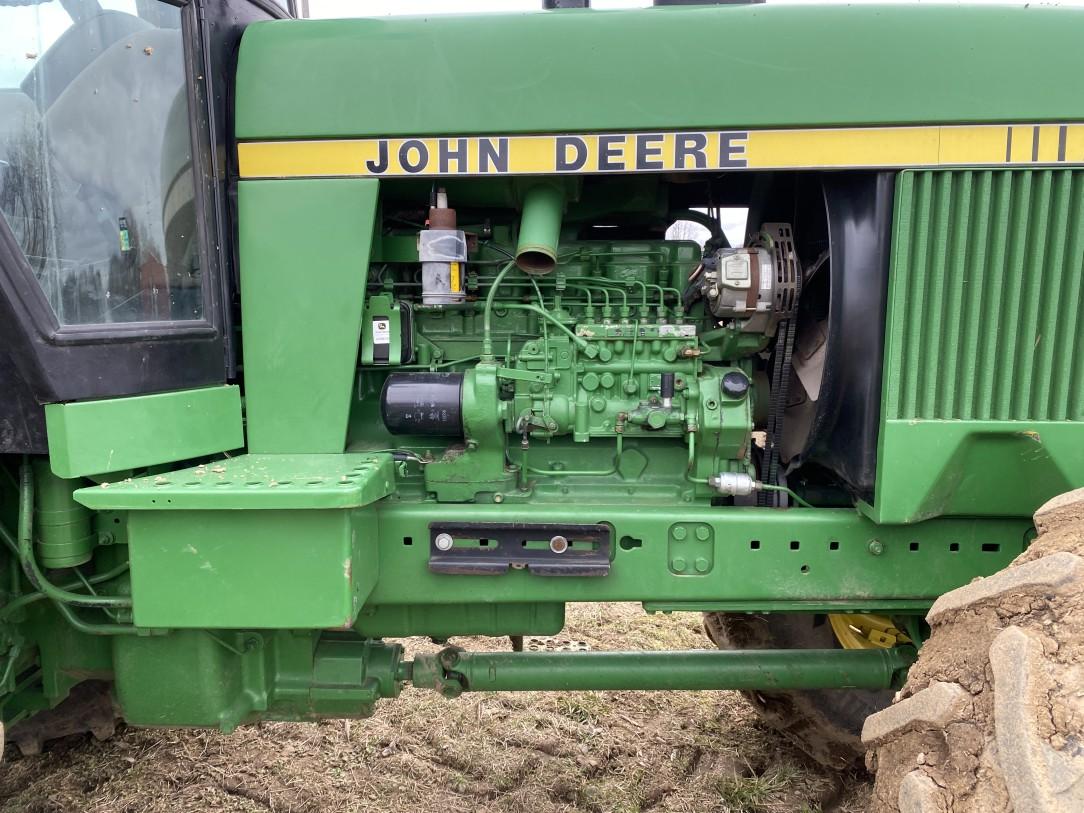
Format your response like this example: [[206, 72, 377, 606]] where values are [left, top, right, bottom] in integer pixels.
[[419, 230, 467, 304]]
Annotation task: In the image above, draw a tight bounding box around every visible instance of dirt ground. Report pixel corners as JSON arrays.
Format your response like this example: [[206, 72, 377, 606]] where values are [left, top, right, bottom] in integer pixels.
[[0, 604, 871, 813]]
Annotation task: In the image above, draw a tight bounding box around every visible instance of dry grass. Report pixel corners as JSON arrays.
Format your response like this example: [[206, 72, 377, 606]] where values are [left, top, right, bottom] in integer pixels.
[[0, 604, 871, 812]]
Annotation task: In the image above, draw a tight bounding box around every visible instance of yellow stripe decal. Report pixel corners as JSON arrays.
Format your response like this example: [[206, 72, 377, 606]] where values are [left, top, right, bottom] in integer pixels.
[[239, 124, 1084, 179]]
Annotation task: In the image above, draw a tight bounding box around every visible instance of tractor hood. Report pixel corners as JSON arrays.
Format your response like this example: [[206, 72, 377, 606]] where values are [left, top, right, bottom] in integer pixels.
[[235, 4, 1084, 142]]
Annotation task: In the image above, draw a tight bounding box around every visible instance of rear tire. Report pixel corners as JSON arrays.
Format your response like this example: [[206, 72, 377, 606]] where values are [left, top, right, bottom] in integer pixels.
[[5, 680, 116, 756], [704, 611, 893, 769], [865, 488, 1084, 812]]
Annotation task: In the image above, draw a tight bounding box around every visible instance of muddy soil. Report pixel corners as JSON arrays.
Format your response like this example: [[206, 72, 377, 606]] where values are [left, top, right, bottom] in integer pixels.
[[1, 604, 872, 813]]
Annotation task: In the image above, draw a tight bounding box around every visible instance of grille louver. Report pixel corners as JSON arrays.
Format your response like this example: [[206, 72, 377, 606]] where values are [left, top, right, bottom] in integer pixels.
[[886, 169, 1084, 422]]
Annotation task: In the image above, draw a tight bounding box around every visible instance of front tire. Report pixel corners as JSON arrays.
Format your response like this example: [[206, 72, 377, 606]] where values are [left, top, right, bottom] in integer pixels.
[[704, 611, 893, 769], [864, 488, 1084, 812]]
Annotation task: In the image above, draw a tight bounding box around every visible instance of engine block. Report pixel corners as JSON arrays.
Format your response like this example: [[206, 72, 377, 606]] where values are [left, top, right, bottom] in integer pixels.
[[364, 201, 785, 504]]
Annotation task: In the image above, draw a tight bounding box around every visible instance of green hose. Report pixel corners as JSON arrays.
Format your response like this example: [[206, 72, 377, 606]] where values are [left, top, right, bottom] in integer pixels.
[[0, 643, 21, 688], [501, 304, 594, 356], [0, 560, 131, 621], [52, 600, 145, 636], [758, 483, 815, 509], [482, 261, 517, 359], [16, 460, 131, 609]]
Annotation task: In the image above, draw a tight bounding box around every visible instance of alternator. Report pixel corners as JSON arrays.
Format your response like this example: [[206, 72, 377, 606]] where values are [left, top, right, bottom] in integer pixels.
[[699, 223, 798, 336]]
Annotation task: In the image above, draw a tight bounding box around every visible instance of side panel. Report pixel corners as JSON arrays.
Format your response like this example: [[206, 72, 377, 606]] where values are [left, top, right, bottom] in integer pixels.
[[45, 385, 243, 478], [238, 179, 379, 453], [871, 169, 1084, 523], [126, 508, 377, 629]]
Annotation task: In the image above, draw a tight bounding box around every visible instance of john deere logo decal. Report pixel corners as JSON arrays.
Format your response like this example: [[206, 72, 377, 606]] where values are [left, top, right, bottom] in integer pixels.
[[239, 124, 1084, 179]]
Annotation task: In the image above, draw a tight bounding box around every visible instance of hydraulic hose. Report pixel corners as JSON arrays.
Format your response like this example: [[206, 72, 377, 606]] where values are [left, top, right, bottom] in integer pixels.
[[16, 459, 131, 609], [0, 560, 131, 621], [759, 483, 814, 509], [482, 261, 517, 359], [51, 600, 144, 636], [0, 643, 21, 688]]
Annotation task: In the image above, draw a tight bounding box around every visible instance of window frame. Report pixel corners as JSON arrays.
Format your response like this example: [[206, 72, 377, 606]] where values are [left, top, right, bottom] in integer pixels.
[[0, 0, 221, 342], [0, 0, 294, 407]]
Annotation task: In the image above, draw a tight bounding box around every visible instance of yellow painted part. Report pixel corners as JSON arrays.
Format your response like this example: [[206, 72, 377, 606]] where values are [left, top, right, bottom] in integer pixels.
[[828, 614, 912, 651], [238, 123, 1084, 179]]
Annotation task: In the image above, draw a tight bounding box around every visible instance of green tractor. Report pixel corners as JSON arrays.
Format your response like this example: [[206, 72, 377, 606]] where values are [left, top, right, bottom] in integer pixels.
[[1, 1, 1082, 809]]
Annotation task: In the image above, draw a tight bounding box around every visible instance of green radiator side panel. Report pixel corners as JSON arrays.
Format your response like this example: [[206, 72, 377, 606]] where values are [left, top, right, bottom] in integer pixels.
[[44, 386, 243, 478], [872, 169, 1084, 523], [236, 5, 1084, 141], [238, 179, 379, 453]]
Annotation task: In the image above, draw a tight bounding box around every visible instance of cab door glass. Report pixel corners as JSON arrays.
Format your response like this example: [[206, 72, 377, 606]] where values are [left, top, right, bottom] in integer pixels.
[[0, 0, 202, 325]]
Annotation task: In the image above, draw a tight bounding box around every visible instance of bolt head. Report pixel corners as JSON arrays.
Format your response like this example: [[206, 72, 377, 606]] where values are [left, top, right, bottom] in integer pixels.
[[549, 535, 569, 554], [649, 411, 669, 430], [868, 539, 885, 556], [435, 533, 454, 551]]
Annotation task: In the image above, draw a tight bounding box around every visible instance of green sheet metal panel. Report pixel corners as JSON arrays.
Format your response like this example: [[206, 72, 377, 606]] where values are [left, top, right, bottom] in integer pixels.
[[44, 386, 243, 479], [238, 179, 379, 453], [84, 454, 395, 628], [236, 6, 1084, 141], [125, 507, 378, 629], [354, 603, 566, 639], [873, 169, 1084, 523]]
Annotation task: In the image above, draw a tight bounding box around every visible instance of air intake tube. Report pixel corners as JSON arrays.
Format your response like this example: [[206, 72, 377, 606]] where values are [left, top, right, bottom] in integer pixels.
[[515, 181, 565, 274]]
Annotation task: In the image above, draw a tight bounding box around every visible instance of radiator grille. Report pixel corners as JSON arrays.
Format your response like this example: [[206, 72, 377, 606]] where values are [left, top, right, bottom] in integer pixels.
[[885, 169, 1084, 422]]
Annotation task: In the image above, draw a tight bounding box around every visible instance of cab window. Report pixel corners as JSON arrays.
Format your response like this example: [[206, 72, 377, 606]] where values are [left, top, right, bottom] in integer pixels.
[[0, 0, 201, 325]]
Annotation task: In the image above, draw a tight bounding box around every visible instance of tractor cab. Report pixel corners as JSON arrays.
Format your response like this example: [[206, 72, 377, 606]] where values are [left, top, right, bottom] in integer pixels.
[[0, 0, 285, 455]]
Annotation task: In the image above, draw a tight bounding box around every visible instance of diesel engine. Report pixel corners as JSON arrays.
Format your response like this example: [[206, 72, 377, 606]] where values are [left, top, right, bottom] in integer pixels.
[[360, 182, 800, 508]]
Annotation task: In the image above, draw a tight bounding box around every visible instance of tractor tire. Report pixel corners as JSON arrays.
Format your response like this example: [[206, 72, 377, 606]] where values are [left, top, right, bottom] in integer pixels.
[[864, 487, 1084, 812], [5, 680, 116, 757], [704, 611, 893, 769]]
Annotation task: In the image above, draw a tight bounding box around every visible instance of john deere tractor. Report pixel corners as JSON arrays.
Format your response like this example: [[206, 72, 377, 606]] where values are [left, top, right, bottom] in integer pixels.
[[1, 1, 1082, 809]]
